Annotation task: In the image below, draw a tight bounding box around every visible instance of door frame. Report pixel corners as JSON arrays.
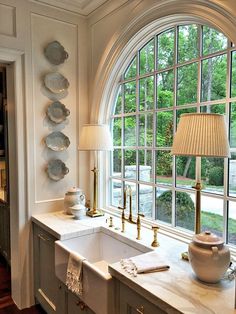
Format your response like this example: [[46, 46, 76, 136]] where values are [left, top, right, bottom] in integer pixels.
[[0, 47, 30, 309]]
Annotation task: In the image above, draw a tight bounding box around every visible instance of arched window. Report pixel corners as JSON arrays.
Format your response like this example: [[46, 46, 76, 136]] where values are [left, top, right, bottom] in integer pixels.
[[109, 23, 236, 247]]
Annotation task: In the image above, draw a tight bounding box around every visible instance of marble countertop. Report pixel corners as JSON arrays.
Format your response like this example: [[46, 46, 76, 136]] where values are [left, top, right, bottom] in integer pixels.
[[32, 211, 236, 314]]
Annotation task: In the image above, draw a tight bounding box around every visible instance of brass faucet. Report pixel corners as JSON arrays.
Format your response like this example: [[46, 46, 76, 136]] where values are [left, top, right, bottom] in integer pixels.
[[118, 185, 145, 239]]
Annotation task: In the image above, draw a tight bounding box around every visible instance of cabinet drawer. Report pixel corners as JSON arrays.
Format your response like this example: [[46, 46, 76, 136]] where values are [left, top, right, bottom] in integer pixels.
[[119, 282, 166, 314]]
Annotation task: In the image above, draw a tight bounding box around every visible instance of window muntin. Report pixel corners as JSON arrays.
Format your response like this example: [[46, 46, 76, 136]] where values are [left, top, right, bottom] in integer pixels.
[[109, 24, 236, 246]]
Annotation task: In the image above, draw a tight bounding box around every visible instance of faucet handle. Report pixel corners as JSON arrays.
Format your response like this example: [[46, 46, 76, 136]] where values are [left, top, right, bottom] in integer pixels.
[[137, 213, 145, 218], [151, 226, 160, 247]]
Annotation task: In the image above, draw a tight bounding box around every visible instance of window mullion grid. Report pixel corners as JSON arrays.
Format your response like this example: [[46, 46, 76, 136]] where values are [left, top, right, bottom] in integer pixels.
[[222, 45, 232, 243], [136, 51, 140, 213], [153, 35, 158, 220], [171, 25, 179, 228], [121, 83, 125, 205]]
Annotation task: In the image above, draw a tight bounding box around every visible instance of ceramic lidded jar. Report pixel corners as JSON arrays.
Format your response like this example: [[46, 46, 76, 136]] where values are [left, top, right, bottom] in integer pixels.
[[188, 231, 230, 283], [64, 187, 86, 215]]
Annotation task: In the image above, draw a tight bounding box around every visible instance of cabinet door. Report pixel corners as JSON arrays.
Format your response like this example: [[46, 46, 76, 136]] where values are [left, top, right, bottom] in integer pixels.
[[33, 224, 58, 314], [119, 283, 166, 314], [0, 203, 10, 263], [68, 291, 95, 314]]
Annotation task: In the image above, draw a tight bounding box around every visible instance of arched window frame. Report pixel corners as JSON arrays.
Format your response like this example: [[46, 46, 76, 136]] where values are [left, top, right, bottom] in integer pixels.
[[94, 3, 236, 252]]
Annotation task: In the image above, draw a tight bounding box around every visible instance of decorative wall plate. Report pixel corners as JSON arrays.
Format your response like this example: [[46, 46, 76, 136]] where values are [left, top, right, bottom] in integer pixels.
[[47, 101, 70, 123], [45, 131, 70, 151], [44, 41, 69, 65], [47, 159, 69, 181], [44, 72, 69, 94]]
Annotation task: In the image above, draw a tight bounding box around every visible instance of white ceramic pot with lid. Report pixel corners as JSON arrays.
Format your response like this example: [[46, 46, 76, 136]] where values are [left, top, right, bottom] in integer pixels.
[[188, 231, 230, 283], [64, 187, 86, 215]]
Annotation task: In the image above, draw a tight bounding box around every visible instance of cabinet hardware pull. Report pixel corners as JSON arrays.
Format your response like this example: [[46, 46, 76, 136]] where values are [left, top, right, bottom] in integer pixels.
[[38, 233, 50, 242], [136, 305, 144, 314], [76, 301, 86, 310]]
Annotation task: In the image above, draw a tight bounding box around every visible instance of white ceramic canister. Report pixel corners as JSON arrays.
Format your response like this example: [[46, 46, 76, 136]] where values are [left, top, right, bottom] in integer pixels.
[[188, 231, 230, 283], [64, 187, 86, 215]]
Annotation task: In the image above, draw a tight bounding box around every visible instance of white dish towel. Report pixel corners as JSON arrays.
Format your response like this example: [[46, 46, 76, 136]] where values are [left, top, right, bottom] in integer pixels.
[[120, 251, 170, 277], [66, 252, 86, 296]]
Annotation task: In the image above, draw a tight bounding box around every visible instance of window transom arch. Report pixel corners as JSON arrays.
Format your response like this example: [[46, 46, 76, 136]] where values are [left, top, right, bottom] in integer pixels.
[[108, 21, 236, 248]]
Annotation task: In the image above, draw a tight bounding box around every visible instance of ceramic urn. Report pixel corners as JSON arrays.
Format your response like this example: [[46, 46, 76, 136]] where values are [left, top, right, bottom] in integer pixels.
[[64, 187, 86, 215], [188, 231, 230, 283]]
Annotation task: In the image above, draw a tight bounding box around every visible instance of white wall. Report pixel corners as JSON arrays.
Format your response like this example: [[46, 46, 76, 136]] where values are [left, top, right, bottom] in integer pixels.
[[0, 0, 89, 308]]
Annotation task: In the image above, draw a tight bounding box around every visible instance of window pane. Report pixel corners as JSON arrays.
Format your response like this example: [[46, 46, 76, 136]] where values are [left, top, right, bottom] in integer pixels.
[[178, 24, 199, 63], [111, 179, 122, 207], [112, 149, 122, 177], [156, 188, 172, 224], [202, 158, 224, 195], [228, 201, 236, 245], [231, 51, 236, 97], [176, 191, 195, 232], [139, 76, 154, 111], [177, 63, 198, 105], [229, 152, 236, 197], [201, 54, 227, 102], [112, 117, 122, 146], [157, 70, 174, 108], [139, 113, 153, 147], [157, 29, 174, 70], [156, 151, 172, 185], [139, 184, 153, 218], [201, 196, 223, 238], [124, 81, 136, 113], [139, 39, 154, 75], [202, 26, 227, 56], [200, 103, 225, 114], [156, 111, 173, 147], [124, 116, 136, 146], [124, 149, 136, 179], [176, 156, 195, 189], [138, 150, 153, 183], [124, 57, 136, 79], [113, 86, 122, 115], [230, 102, 236, 148]]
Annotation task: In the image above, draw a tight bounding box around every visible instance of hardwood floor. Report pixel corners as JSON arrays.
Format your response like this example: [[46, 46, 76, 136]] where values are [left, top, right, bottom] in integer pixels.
[[0, 255, 46, 314]]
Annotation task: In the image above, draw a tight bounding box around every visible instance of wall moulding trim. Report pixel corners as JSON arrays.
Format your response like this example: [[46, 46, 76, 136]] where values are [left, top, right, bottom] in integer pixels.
[[0, 3, 16, 37], [91, 0, 236, 123]]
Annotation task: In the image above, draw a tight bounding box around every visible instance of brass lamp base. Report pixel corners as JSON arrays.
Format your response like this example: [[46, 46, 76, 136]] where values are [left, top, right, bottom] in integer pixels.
[[86, 208, 104, 218]]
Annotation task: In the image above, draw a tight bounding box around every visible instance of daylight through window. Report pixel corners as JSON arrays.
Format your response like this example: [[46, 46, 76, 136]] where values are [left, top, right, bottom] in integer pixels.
[[109, 24, 236, 246]]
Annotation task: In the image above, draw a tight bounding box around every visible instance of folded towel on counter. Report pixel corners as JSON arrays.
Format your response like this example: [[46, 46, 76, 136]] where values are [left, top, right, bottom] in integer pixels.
[[120, 251, 170, 277], [66, 252, 86, 296]]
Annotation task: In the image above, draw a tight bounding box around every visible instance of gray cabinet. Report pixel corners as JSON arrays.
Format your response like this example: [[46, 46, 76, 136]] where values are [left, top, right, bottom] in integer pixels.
[[56, 281, 94, 314], [0, 202, 10, 263], [119, 282, 166, 314], [33, 223, 58, 314]]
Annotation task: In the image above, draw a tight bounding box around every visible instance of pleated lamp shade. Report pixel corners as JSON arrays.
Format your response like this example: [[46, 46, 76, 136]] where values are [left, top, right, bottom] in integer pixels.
[[171, 113, 230, 157], [78, 124, 113, 151]]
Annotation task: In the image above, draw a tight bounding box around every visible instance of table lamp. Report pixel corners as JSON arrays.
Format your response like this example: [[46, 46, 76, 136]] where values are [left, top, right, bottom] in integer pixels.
[[171, 113, 230, 234], [78, 124, 113, 217]]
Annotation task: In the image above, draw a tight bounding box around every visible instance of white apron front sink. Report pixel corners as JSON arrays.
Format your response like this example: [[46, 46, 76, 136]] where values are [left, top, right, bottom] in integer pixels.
[[55, 226, 152, 314]]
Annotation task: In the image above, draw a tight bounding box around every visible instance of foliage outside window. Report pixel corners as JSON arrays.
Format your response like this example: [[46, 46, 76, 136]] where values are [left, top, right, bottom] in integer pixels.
[[110, 24, 236, 246]]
